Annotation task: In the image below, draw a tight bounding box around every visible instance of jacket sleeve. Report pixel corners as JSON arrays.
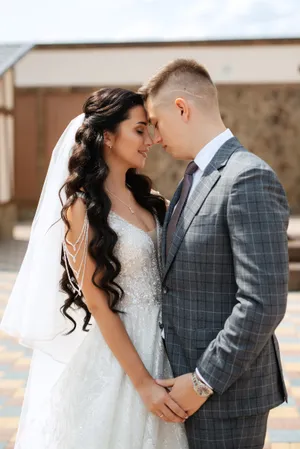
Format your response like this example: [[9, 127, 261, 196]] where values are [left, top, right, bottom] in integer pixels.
[[196, 167, 290, 395]]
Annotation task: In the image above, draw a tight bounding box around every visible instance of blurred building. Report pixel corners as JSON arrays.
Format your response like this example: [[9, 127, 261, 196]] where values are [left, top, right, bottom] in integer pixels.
[[0, 38, 300, 238], [0, 44, 32, 239]]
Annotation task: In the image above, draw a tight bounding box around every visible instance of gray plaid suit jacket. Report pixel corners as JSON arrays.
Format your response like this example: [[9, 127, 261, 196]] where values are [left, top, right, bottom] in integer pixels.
[[161, 137, 289, 419]]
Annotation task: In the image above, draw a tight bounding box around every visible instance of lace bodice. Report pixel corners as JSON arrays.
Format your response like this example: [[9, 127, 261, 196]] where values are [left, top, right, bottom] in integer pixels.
[[67, 192, 163, 312], [108, 211, 162, 312]]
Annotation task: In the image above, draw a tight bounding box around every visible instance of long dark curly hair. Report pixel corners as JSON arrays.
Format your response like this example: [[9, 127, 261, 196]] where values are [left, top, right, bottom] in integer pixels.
[[59, 88, 166, 334]]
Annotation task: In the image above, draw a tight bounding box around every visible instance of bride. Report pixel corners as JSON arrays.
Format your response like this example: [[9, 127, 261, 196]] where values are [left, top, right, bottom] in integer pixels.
[[1, 88, 188, 448]]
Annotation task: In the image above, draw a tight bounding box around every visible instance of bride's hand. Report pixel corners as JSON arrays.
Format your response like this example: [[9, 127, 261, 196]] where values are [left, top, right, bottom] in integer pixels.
[[137, 378, 188, 423]]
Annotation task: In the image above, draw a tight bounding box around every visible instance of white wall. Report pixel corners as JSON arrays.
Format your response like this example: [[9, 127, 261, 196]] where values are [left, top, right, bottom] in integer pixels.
[[15, 44, 300, 87]]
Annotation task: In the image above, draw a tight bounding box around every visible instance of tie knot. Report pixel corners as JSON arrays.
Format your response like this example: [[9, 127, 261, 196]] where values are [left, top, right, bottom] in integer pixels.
[[185, 161, 198, 176]]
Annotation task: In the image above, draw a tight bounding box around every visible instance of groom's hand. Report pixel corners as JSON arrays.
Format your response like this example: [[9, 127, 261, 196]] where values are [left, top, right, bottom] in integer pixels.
[[156, 373, 208, 417]]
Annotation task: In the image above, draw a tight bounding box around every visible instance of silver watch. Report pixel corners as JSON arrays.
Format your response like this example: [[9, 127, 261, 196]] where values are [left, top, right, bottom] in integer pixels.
[[191, 371, 213, 397]]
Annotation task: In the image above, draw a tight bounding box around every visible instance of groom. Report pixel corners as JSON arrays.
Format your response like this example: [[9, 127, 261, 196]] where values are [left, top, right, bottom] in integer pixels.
[[140, 59, 289, 448]]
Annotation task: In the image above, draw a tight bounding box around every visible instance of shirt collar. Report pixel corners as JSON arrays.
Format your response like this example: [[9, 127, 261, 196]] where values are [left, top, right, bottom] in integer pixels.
[[194, 129, 233, 172]]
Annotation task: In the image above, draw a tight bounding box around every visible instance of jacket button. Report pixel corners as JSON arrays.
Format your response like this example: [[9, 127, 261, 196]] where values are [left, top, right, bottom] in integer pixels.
[[163, 286, 169, 294]]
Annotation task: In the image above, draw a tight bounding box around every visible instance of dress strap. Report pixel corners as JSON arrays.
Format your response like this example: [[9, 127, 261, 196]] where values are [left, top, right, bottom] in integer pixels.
[[76, 191, 87, 201]]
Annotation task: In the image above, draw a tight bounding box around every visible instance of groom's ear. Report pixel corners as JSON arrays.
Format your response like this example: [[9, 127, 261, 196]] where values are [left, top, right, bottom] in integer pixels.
[[175, 97, 190, 122]]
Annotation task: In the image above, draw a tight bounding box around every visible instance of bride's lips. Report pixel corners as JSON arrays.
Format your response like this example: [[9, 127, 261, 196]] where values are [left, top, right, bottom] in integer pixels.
[[138, 149, 149, 158]]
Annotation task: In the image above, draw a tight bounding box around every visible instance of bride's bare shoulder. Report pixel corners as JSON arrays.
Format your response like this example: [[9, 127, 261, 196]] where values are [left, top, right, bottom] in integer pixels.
[[65, 192, 88, 237]]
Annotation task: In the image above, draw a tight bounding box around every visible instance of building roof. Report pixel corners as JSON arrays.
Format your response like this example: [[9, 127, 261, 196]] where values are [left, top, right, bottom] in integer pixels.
[[0, 43, 34, 77], [35, 36, 300, 50]]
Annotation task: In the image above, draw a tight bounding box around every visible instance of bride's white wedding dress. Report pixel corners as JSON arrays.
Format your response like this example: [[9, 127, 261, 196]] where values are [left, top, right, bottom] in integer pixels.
[[14, 210, 188, 449]]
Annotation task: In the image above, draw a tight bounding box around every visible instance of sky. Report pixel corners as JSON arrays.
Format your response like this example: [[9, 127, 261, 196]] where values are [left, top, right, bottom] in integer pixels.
[[0, 0, 300, 44]]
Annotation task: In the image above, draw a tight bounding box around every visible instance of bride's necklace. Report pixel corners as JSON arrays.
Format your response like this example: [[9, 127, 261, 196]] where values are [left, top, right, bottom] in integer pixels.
[[106, 188, 135, 214]]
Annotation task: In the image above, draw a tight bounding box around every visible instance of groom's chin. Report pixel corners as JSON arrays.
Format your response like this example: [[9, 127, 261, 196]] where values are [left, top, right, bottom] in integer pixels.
[[166, 149, 182, 160]]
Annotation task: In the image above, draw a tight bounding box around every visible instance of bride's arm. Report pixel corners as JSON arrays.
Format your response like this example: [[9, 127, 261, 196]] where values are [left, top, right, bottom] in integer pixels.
[[65, 198, 186, 423]]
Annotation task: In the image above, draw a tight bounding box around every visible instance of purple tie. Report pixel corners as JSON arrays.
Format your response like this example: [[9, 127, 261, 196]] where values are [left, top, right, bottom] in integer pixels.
[[166, 161, 198, 254]]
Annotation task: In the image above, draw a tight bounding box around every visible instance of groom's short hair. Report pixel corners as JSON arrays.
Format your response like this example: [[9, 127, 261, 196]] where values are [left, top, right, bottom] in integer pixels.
[[139, 59, 218, 106]]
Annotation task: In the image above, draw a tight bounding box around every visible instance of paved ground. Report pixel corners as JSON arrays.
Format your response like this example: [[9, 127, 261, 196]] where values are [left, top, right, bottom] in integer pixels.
[[0, 221, 299, 449]]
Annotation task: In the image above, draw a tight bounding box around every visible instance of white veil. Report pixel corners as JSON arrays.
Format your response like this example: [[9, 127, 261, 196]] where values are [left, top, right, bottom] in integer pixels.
[[0, 113, 94, 363]]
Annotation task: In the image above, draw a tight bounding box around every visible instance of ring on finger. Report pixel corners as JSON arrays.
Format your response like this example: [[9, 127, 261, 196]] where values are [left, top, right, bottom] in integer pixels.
[[159, 413, 164, 418]]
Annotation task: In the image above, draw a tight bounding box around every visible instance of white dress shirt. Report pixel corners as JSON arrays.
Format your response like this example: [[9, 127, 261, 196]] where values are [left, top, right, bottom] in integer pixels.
[[189, 128, 233, 199]]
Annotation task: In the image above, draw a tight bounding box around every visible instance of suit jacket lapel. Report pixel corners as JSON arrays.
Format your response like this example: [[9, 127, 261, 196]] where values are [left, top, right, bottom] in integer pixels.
[[163, 170, 220, 279], [162, 137, 242, 281]]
